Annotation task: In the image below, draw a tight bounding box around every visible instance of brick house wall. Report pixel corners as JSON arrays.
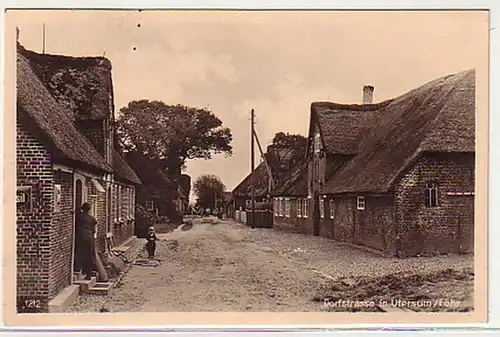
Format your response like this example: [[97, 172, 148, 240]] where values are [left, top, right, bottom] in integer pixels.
[[109, 182, 136, 247], [50, 171, 73, 299], [394, 152, 475, 256], [16, 122, 53, 312], [272, 197, 311, 234], [314, 195, 395, 253]]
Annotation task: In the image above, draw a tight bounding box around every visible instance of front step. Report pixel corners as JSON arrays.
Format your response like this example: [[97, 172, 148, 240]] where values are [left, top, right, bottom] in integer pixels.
[[73, 276, 97, 293], [87, 282, 114, 296], [73, 271, 85, 281]]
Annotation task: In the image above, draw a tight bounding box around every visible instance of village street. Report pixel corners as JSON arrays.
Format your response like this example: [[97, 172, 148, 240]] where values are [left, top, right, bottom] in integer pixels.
[[69, 218, 473, 313]]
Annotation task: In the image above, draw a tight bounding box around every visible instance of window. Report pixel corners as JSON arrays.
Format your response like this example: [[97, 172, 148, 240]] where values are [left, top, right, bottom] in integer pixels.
[[329, 199, 335, 219], [113, 185, 119, 221], [129, 188, 133, 219], [314, 132, 321, 153], [303, 198, 309, 218], [106, 186, 112, 234], [54, 184, 62, 212], [297, 199, 302, 217], [146, 200, 154, 211], [425, 182, 439, 207], [319, 198, 325, 218], [285, 198, 290, 217], [132, 189, 135, 218], [118, 185, 123, 221], [125, 187, 130, 219], [357, 196, 365, 210]]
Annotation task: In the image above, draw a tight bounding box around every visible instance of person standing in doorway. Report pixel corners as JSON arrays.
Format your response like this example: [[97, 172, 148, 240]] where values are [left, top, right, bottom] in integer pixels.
[[146, 226, 157, 259], [76, 202, 97, 280]]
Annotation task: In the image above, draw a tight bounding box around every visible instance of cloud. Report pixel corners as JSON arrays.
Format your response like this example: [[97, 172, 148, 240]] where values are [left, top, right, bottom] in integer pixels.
[[232, 73, 348, 145]]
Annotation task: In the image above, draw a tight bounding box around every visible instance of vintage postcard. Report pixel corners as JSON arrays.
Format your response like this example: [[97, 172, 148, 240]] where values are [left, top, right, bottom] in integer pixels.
[[3, 9, 489, 327]]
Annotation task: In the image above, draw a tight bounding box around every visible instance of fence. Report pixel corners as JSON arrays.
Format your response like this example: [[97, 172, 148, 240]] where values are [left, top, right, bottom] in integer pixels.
[[234, 209, 273, 228], [246, 209, 273, 228]]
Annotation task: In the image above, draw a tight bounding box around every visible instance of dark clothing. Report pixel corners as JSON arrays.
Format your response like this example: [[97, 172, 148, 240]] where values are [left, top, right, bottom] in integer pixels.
[[146, 233, 157, 258], [76, 211, 97, 278], [80, 239, 94, 278], [78, 212, 97, 242]]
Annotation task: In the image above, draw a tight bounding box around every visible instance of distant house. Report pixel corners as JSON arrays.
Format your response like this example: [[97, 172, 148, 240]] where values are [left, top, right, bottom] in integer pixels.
[[273, 70, 475, 257], [16, 43, 141, 313], [125, 152, 176, 216], [230, 145, 305, 214]]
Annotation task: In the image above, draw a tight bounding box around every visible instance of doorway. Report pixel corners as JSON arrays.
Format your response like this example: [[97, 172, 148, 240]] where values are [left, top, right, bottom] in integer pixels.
[[72, 173, 87, 275]]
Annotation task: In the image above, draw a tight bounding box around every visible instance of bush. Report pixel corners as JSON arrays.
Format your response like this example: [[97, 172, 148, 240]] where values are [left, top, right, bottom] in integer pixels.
[[135, 204, 161, 237]]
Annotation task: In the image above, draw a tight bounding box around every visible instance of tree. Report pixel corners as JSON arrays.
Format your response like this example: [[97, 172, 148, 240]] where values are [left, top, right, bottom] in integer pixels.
[[271, 132, 308, 150], [267, 132, 308, 172], [193, 174, 226, 210], [116, 100, 233, 175]]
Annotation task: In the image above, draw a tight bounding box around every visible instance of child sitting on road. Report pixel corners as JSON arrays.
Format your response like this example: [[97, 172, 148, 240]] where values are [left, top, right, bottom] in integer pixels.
[[146, 226, 157, 259]]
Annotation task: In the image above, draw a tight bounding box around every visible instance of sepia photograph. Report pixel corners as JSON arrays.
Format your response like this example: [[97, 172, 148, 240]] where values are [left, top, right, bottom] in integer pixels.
[[3, 8, 489, 326]]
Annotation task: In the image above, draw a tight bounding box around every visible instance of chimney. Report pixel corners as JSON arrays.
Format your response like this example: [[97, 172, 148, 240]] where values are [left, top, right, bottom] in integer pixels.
[[363, 85, 374, 104], [16, 27, 20, 42]]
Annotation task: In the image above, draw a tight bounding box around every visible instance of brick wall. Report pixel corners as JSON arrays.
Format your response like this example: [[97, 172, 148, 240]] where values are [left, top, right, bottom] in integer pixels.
[[394, 152, 475, 256], [352, 195, 395, 252], [16, 122, 53, 313], [50, 171, 73, 299], [110, 182, 136, 247], [273, 197, 312, 234]]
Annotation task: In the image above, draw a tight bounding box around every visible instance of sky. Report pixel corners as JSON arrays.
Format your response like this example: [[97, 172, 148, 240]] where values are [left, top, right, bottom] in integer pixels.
[[9, 10, 488, 201]]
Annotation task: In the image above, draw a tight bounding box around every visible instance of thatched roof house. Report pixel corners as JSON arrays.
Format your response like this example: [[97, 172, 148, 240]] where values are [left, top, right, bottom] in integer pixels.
[[16, 42, 143, 312], [273, 68, 476, 257]]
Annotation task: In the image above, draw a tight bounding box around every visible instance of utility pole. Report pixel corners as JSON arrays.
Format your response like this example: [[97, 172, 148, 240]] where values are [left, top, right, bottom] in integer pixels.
[[250, 109, 256, 229], [253, 128, 275, 194], [42, 23, 46, 54]]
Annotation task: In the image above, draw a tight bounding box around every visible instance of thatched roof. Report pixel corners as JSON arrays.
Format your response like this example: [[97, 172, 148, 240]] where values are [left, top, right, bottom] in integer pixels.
[[112, 149, 142, 185], [18, 44, 114, 121], [270, 161, 308, 197], [232, 146, 305, 198], [309, 101, 393, 155], [232, 160, 270, 197], [17, 52, 112, 173], [324, 69, 475, 194]]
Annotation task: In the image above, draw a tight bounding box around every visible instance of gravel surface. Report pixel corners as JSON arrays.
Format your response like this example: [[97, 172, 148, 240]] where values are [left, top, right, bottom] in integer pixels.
[[67, 219, 473, 313], [249, 227, 473, 279]]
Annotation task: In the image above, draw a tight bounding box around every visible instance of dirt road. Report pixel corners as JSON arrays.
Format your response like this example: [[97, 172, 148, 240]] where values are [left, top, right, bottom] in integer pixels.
[[73, 218, 473, 312]]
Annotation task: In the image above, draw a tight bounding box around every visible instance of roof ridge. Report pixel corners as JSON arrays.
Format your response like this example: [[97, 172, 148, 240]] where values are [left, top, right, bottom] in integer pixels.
[[18, 43, 112, 69]]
